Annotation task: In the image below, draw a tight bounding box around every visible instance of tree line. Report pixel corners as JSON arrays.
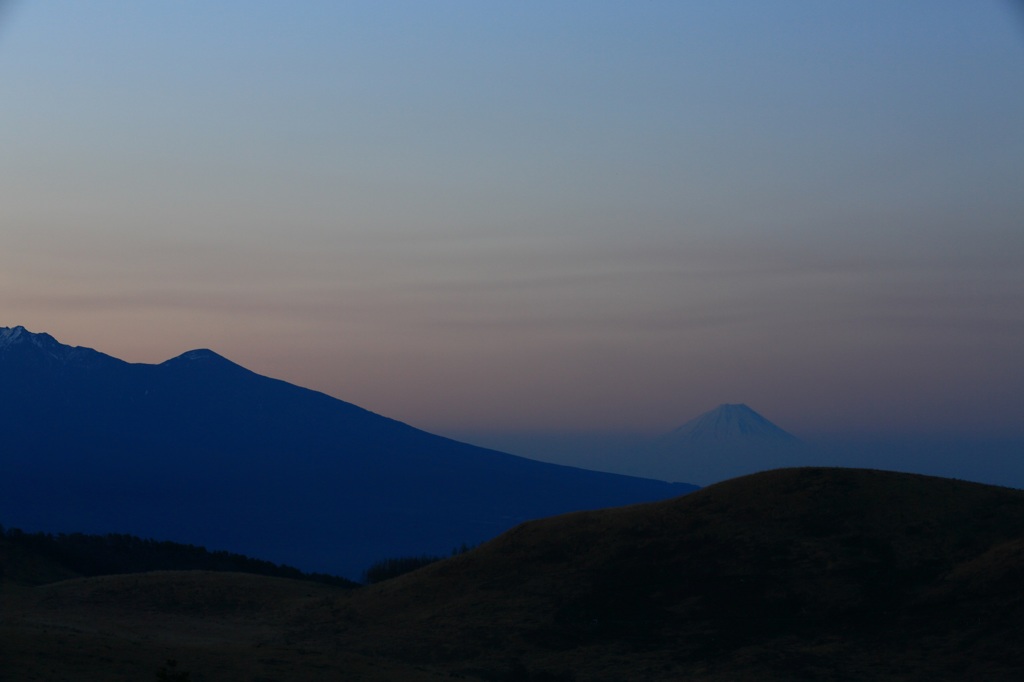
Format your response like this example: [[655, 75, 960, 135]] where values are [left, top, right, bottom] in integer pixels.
[[2, 523, 478, 587], [0, 525, 357, 588], [362, 542, 475, 583]]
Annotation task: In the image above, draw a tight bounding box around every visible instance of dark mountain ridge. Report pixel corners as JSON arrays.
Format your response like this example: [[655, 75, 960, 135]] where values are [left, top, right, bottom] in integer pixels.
[[0, 326, 696, 578]]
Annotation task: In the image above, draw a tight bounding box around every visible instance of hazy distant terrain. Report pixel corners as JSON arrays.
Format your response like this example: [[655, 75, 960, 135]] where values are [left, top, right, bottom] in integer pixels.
[[4, 468, 1024, 681], [455, 407, 1024, 489]]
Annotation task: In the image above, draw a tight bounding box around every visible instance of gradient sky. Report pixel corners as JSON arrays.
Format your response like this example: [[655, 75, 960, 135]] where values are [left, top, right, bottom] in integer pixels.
[[1, 1, 1022, 438]]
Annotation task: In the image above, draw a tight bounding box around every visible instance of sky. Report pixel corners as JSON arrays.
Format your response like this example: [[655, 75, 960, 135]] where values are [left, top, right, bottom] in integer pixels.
[[1, 1, 1022, 440]]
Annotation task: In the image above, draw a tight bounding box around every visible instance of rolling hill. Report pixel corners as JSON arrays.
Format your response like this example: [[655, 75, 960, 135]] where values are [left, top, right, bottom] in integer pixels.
[[3, 467, 1023, 681]]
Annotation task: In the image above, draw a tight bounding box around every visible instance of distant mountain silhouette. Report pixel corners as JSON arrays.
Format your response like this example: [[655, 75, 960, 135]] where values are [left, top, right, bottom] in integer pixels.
[[669, 403, 801, 443], [0, 326, 696, 578], [647, 404, 811, 485]]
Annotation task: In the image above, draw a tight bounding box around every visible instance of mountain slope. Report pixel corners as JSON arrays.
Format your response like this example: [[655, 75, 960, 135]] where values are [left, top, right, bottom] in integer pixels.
[[0, 326, 696, 578]]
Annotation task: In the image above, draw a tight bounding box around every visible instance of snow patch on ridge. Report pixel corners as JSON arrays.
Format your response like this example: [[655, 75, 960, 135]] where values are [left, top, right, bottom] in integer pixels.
[[0, 325, 120, 367], [0, 325, 28, 348], [0, 325, 68, 359]]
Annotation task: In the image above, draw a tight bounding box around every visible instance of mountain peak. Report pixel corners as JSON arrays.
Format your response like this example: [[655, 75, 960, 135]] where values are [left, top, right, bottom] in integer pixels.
[[0, 326, 123, 370], [0, 324, 26, 343], [159, 348, 248, 373], [172, 349, 227, 362], [1, 325, 55, 349], [1, 325, 80, 360], [670, 404, 799, 443]]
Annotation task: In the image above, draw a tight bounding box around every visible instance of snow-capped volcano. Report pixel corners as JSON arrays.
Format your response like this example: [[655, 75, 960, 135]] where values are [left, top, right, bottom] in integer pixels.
[[645, 404, 807, 485], [670, 403, 800, 443]]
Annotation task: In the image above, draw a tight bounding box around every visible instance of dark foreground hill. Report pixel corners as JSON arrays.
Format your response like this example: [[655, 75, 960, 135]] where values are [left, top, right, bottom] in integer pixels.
[[3, 468, 1024, 681], [0, 325, 694, 578]]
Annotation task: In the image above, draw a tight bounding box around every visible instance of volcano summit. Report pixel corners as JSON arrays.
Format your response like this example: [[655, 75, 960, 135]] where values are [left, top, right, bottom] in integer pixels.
[[670, 403, 801, 443], [646, 403, 810, 485]]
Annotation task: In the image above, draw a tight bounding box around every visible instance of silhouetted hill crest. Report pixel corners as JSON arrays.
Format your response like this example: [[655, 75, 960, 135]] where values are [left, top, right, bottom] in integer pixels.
[[345, 467, 1024, 679], [161, 348, 233, 364]]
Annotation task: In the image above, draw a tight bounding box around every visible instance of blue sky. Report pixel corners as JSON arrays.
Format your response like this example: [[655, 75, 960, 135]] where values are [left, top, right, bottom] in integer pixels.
[[1, 1, 1022, 437]]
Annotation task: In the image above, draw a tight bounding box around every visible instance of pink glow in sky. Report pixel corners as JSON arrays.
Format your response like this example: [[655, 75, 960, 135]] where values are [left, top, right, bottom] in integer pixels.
[[1, 1, 1022, 438]]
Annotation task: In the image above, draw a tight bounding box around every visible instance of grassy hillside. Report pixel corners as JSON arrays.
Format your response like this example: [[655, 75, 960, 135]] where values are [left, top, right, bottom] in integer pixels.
[[336, 467, 1024, 680], [1, 572, 439, 682], [4, 467, 1024, 681]]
